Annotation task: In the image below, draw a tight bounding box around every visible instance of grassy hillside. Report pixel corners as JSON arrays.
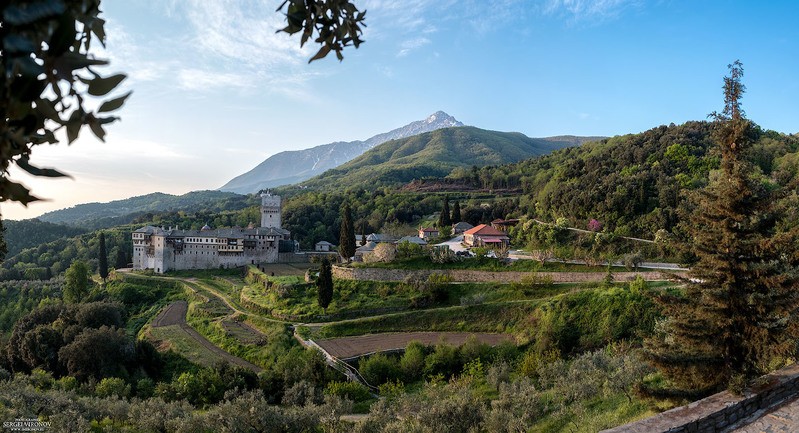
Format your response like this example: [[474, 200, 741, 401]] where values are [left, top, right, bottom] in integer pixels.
[[297, 126, 584, 191]]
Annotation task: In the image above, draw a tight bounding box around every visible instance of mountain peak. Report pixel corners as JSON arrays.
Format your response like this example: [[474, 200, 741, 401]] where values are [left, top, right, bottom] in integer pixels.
[[218, 111, 466, 194], [425, 111, 461, 126]]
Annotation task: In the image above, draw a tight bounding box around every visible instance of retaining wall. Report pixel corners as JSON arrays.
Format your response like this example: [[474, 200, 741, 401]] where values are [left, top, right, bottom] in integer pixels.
[[332, 265, 681, 283], [601, 363, 799, 433]]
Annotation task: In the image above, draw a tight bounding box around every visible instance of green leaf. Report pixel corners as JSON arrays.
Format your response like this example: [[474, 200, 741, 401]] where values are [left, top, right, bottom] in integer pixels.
[[53, 52, 107, 78], [17, 156, 71, 178], [66, 110, 82, 143], [89, 119, 106, 142], [97, 91, 132, 113], [0, 179, 40, 206], [88, 74, 127, 96], [35, 99, 61, 122], [91, 17, 107, 46], [309, 45, 332, 63], [4, 0, 66, 25]]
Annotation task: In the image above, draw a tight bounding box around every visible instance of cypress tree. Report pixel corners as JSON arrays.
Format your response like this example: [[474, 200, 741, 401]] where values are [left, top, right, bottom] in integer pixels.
[[98, 232, 108, 282], [438, 197, 451, 228], [645, 61, 799, 396], [317, 258, 333, 314], [339, 203, 356, 261], [451, 200, 461, 223], [115, 248, 127, 269]]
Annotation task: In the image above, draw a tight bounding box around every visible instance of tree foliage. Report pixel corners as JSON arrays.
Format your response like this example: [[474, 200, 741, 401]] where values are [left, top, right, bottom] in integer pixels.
[[277, 0, 366, 62], [438, 197, 451, 228], [338, 203, 356, 260], [97, 231, 108, 281], [63, 259, 90, 303], [0, 0, 129, 206], [316, 258, 333, 313], [5, 301, 140, 380], [451, 200, 461, 223], [644, 61, 799, 396]]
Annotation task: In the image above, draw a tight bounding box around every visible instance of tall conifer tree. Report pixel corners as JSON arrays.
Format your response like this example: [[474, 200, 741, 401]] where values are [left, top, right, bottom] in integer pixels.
[[645, 61, 799, 396], [317, 258, 333, 314], [339, 203, 356, 261], [451, 200, 461, 223], [98, 232, 108, 282], [439, 197, 451, 228]]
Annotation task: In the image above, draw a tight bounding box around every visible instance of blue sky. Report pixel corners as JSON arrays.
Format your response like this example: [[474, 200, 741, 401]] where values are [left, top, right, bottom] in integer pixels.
[[3, 0, 799, 220]]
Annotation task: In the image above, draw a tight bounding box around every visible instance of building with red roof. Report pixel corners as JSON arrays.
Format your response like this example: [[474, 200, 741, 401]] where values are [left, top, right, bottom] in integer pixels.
[[463, 224, 510, 248]]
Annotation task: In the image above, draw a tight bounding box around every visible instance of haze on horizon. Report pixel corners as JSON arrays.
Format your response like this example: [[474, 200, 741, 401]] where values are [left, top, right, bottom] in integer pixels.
[[2, 0, 798, 221]]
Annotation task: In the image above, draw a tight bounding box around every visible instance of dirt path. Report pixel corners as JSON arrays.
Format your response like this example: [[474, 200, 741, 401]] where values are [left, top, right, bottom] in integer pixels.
[[316, 332, 515, 360], [151, 301, 262, 372]]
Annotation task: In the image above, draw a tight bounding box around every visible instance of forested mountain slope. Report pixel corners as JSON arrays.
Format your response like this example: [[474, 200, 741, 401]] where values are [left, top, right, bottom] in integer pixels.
[[297, 126, 595, 192], [36, 190, 252, 229], [3, 219, 86, 258], [445, 121, 798, 238]]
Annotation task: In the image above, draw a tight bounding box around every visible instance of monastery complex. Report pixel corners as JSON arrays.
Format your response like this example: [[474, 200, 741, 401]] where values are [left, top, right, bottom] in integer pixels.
[[132, 193, 291, 273]]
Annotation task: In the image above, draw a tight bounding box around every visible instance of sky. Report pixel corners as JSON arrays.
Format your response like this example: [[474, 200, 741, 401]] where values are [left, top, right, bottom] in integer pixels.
[[3, 0, 799, 220]]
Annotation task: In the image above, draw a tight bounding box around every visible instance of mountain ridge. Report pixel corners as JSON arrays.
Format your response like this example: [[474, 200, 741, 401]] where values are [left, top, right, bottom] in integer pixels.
[[218, 111, 464, 194], [293, 126, 600, 192]]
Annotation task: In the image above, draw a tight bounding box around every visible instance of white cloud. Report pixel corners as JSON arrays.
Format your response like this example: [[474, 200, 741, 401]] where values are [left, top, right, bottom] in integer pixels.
[[397, 37, 431, 57], [177, 68, 256, 91], [544, 0, 639, 23]]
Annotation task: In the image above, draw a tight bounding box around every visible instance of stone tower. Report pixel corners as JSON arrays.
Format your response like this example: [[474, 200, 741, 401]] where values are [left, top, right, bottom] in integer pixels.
[[260, 192, 281, 228]]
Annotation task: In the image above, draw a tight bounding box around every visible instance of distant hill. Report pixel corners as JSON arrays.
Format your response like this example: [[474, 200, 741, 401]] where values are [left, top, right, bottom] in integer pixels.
[[295, 126, 597, 192], [37, 190, 250, 228], [444, 121, 799, 238], [3, 219, 87, 257], [218, 111, 464, 194]]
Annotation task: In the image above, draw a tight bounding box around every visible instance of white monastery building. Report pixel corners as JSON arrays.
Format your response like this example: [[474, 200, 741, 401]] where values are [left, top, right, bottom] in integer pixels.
[[132, 192, 290, 273]]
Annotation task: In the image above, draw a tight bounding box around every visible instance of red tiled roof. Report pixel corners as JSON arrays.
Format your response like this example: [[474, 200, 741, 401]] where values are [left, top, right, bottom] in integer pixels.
[[464, 224, 507, 236]]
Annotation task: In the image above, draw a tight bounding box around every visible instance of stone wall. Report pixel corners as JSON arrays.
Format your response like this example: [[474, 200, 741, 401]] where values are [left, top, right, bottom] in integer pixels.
[[601, 363, 799, 433], [332, 265, 680, 283]]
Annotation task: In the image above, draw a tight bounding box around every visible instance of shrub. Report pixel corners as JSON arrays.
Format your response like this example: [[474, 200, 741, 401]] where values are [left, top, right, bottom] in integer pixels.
[[400, 341, 427, 382], [511, 273, 554, 294], [136, 378, 155, 399], [425, 343, 460, 378], [325, 380, 372, 402], [283, 380, 323, 406], [459, 336, 492, 365], [95, 377, 130, 398], [377, 380, 405, 400], [359, 353, 401, 386], [518, 348, 560, 378]]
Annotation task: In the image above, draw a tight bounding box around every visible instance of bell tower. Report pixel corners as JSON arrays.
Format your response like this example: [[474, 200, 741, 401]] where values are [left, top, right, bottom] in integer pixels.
[[260, 192, 281, 228]]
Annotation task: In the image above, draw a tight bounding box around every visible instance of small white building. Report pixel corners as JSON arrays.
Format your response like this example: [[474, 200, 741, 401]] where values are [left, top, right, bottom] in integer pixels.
[[315, 241, 335, 252], [418, 227, 440, 240]]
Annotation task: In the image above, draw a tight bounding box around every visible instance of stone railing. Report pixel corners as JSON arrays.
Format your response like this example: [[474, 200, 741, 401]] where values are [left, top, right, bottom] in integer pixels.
[[332, 265, 682, 283], [602, 363, 799, 433]]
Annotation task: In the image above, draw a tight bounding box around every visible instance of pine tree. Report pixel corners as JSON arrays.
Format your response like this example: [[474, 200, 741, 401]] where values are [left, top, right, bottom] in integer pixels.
[[645, 61, 799, 396], [451, 200, 461, 223], [317, 258, 334, 314], [339, 203, 356, 261], [98, 232, 109, 282], [438, 197, 451, 228]]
